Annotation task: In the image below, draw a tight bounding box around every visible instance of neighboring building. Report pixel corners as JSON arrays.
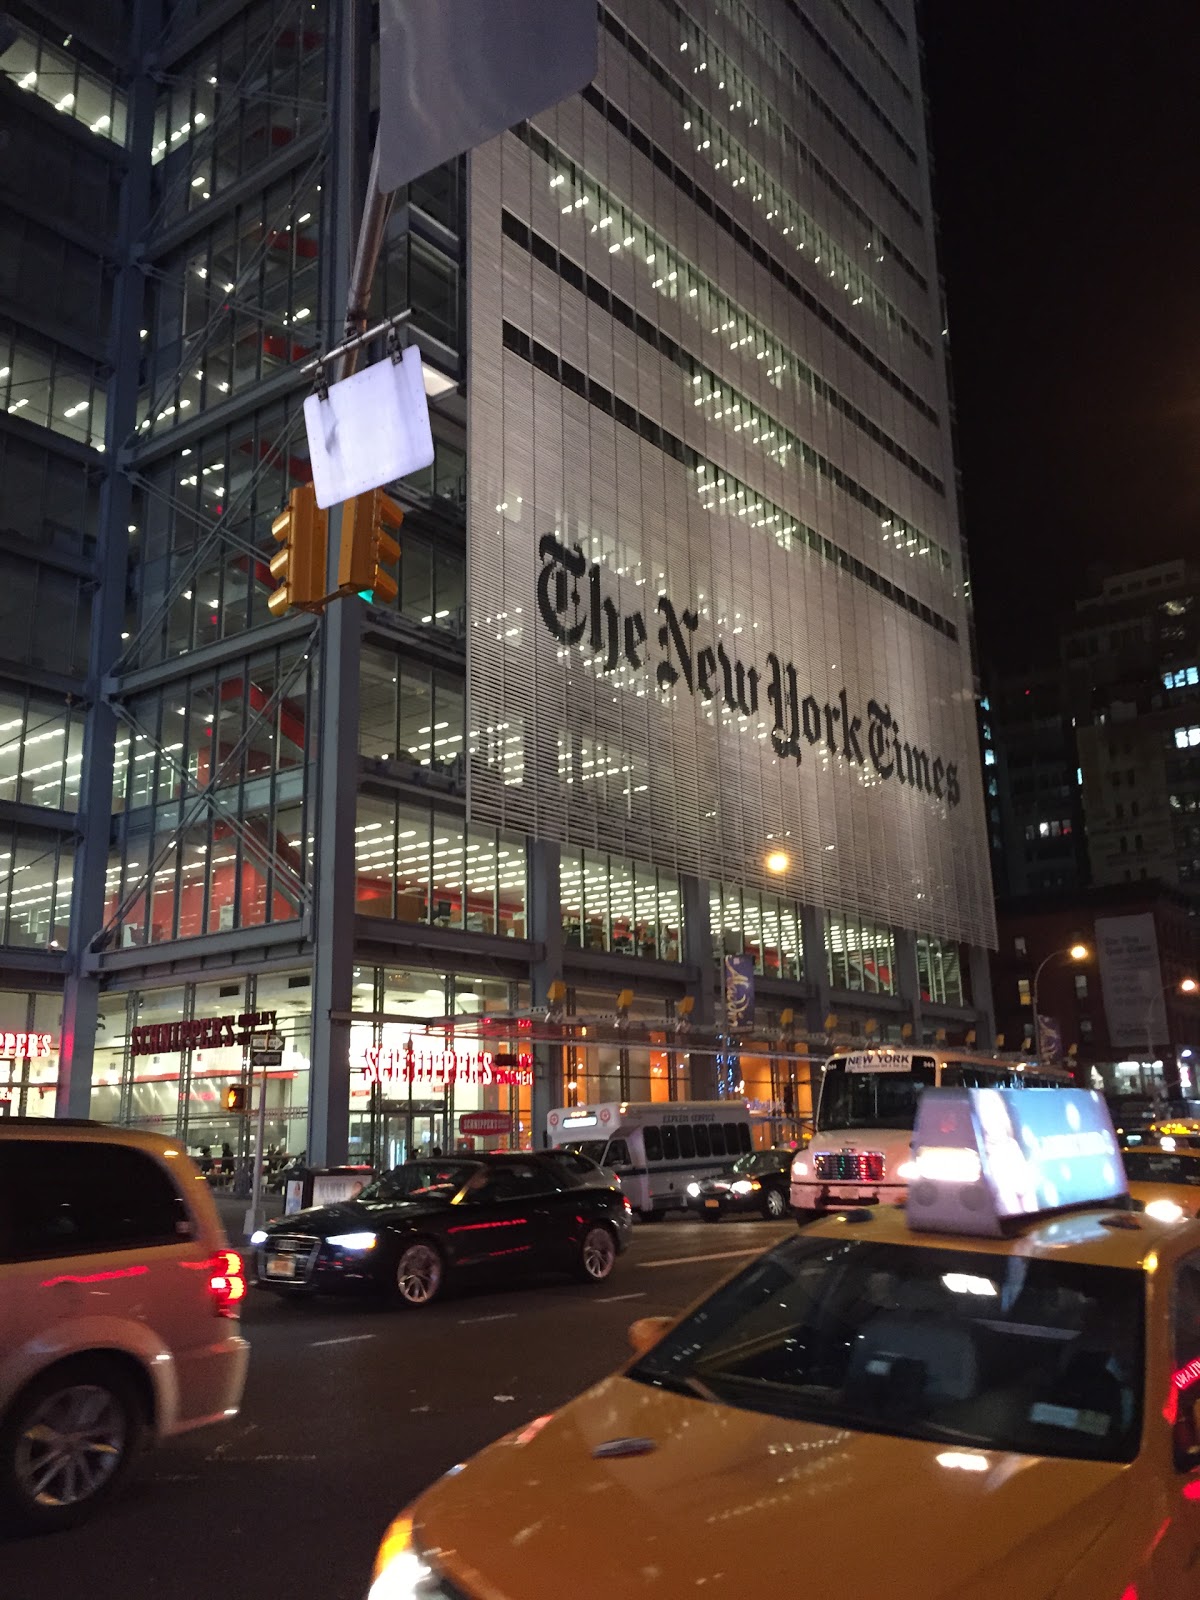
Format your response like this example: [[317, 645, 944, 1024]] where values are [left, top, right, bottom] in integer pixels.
[[987, 559, 1200, 900], [993, 884, 1200, 1098], [1, 1, 995, 1163], [986, 662, 1086, 897]]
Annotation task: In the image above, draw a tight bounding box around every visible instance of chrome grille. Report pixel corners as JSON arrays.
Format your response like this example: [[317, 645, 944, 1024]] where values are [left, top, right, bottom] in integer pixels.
[[813, 1151, 885, 1184], [258, 1233, 321, 1283]]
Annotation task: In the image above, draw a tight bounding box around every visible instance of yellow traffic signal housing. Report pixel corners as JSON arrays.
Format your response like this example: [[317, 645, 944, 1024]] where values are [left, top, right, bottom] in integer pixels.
[[339, 489, 403, 604], [268, 482, 328, 617], [224, 1084, 247, 1113]]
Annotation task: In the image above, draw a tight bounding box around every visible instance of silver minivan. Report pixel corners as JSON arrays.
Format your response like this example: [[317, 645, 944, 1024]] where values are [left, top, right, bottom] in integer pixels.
[[0, 1120, 250, 1533]]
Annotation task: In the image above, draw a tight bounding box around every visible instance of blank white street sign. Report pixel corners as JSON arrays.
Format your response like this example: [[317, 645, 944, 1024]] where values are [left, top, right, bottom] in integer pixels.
[[303, 345, 435, 510], [378, 0, 598, 193]]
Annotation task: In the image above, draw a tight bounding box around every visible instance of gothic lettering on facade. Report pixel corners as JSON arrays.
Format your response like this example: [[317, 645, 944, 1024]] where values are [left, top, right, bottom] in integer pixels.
[[535, 533, 961, 809]]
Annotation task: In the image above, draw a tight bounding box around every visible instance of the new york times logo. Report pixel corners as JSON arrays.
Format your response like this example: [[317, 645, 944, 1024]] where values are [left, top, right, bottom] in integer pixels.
[[535, 532, 961, 807]]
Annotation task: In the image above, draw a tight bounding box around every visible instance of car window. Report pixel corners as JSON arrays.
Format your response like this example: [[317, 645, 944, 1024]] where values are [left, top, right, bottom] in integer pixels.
[[0, 1138, 192, 1263], [604, 1139, 630, 1166], [1174, 1254, 1200, 1371], [643, 1126, 663, 1162], [464, 1162, 559, 1202], [709, 1123, 726, 1157], [692, 1125, 711, 1157], [1122, 1151, 1200, 1187], [661, 1126, 679, 1161], [359, 1161, 478, 1200], [677, 1125, 696, 1159]]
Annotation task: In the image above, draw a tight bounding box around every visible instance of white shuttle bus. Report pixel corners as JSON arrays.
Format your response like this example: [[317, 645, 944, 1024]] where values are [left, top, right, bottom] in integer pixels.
[[790, 1048, 1072, 1216], [547, 1100, 753, 1219]]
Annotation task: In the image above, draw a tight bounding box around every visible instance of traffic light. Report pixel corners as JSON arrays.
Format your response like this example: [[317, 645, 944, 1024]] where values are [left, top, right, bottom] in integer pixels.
[[224, 1084, 247, 1113], [339, 489, 403, 603], [268, 482, 328, 617]]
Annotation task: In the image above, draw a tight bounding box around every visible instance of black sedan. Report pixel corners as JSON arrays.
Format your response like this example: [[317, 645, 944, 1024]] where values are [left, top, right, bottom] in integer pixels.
[[251, 1151, 633, 1306], [685, 1148, 796, 1221]]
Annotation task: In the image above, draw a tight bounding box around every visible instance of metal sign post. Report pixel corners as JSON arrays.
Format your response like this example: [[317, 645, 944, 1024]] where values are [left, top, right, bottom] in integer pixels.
[[243, 1031, 284, 1240]]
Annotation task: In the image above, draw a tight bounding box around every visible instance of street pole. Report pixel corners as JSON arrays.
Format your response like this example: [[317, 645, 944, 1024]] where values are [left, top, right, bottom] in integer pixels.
[[243, 1050, 269, 1241]]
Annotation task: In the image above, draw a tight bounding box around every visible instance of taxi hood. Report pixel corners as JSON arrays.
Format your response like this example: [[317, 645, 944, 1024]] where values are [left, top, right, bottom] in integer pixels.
[[413, 1376, 1134, 1600]]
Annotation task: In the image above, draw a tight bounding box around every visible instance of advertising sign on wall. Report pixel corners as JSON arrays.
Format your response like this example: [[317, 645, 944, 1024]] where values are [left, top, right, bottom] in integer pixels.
[[1094, 913, 1164, 1051]]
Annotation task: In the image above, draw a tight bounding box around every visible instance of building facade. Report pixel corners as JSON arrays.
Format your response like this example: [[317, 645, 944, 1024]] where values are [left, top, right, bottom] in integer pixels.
[[2, 0, 994, 1166], [992, 885, 1200, 1099], [987, 559, 1200, 902]]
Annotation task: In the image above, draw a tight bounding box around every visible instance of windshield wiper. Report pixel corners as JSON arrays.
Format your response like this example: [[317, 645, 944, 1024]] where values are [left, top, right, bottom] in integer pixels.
[[632, 1369, 721, 1404]]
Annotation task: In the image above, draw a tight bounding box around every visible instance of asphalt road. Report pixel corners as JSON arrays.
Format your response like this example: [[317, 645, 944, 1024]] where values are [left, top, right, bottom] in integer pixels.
[[3, 1215, 792, 1600]]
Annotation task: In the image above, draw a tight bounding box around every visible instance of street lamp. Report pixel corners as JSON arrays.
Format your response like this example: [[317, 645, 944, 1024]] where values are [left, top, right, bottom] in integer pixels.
[[765, 849, 790, 875], [1142, 976, 1200, 1085], [1031, 944, 1089, 1062]]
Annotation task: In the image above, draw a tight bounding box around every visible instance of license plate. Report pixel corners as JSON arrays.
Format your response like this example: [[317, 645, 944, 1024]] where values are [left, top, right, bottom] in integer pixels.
[[266, 1255, 296, 1279], [828, 1187, 872, 1202], [704, 1199, 720, 1209]]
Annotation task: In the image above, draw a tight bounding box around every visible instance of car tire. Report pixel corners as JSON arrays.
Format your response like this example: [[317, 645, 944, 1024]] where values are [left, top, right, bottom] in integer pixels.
[[762, 1187, 788, 1221], [0, 1357, 144, 1536], [791, 1207, 819, 1226], [575, 1224, 618, 1283], [392, 1240, 445, 1307]]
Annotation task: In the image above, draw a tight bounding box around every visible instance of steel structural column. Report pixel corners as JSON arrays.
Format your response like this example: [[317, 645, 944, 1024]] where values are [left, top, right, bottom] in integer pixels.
[[968, 943, 996, 1049], [58, 0, 162, 1117], [893, 928, 923, 1044], [528, 838, 564, 1147], [801, 905, 831, 1037], [307, 0, 369, 1164], [681, 873, 717, 1098]]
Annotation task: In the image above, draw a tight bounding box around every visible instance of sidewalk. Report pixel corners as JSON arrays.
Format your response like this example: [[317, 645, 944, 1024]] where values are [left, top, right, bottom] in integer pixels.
[[213, 1189, 287, 1244]]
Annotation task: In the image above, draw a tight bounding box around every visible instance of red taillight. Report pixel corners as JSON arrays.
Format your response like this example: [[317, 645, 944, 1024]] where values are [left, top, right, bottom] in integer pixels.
[[623, 1195, 632, 1215], [209, 1248, 246, 1316]]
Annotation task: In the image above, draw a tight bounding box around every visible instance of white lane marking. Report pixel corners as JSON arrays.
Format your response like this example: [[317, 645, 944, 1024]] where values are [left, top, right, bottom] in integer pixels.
[[458, 1311, 519, 1325], [596, 1291, 646, 1303], [310, 1333, 377, 1347], [639, 1248, 764, 1269]]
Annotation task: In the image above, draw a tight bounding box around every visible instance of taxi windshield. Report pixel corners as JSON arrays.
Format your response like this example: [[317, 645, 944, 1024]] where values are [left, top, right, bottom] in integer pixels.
[[630, 1235, 1144, 1463], [1123, 1150, 1200, 1187], [817, 1062, 935, 1131]]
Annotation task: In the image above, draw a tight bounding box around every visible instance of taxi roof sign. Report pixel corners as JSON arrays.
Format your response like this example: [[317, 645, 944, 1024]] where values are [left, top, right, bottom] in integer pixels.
[[907, 1087, 1127, 1237]]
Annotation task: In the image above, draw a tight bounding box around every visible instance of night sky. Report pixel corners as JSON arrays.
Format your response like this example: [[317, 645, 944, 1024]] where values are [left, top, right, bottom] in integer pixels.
[[921, 2, 1200, 676]]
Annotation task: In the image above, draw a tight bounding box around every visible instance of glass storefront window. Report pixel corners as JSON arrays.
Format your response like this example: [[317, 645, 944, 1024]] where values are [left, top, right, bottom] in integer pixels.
[[355, 796, 526, 937], [826, 910, 896, 995], [562, 849, 682, 960], [917, 937, 964, 1007], [711, 882, 804, 980]]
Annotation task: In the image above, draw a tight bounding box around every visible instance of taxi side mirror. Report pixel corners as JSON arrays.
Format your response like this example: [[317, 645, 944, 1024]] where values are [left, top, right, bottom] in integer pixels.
[[628, 1315, 673, 1356], [1173, 1389, 1200, 1472]]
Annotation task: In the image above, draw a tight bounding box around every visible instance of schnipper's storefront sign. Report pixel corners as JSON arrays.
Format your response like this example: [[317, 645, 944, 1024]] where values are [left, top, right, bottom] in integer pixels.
[[536, 534, 961, 807], [360, 1039, 534, 1088]]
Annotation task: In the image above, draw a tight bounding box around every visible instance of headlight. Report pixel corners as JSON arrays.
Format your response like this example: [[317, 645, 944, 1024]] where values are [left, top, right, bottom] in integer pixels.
[[369, 1515, 439, 1600], [791, 1159, 808, 1178], [327, 1231, 377, 1250], [895, 1161, 918, 1181], [686, 1182, 700, 1198], [1144, 1199, 1185, 1223], [249, 1229, 268, 1246], [731, 1179, 754, 1195]]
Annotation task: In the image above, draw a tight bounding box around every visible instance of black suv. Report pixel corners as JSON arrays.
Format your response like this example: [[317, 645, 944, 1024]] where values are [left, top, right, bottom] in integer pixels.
[[686, 1148, 796, 1221]]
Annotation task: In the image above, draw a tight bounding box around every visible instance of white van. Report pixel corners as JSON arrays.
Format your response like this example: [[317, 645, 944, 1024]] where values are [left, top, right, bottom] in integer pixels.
[[547, 1101, 753, 1219], [790, 1048, 1073, 1216]]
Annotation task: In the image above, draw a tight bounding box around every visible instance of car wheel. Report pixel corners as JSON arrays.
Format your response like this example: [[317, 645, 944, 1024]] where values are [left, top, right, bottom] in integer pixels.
[[0, 1359, 143, 1535], [393, 1241, 444, 1307], [576, 1224, 617, 1283], [763, 1187, 788, 1221]]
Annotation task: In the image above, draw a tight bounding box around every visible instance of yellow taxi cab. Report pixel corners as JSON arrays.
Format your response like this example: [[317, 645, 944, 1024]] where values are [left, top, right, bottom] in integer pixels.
[[368, 1087, 1200, 1600], [1147, 1120, 1200, 1151], [1122, 1136, 1200, 1222]]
